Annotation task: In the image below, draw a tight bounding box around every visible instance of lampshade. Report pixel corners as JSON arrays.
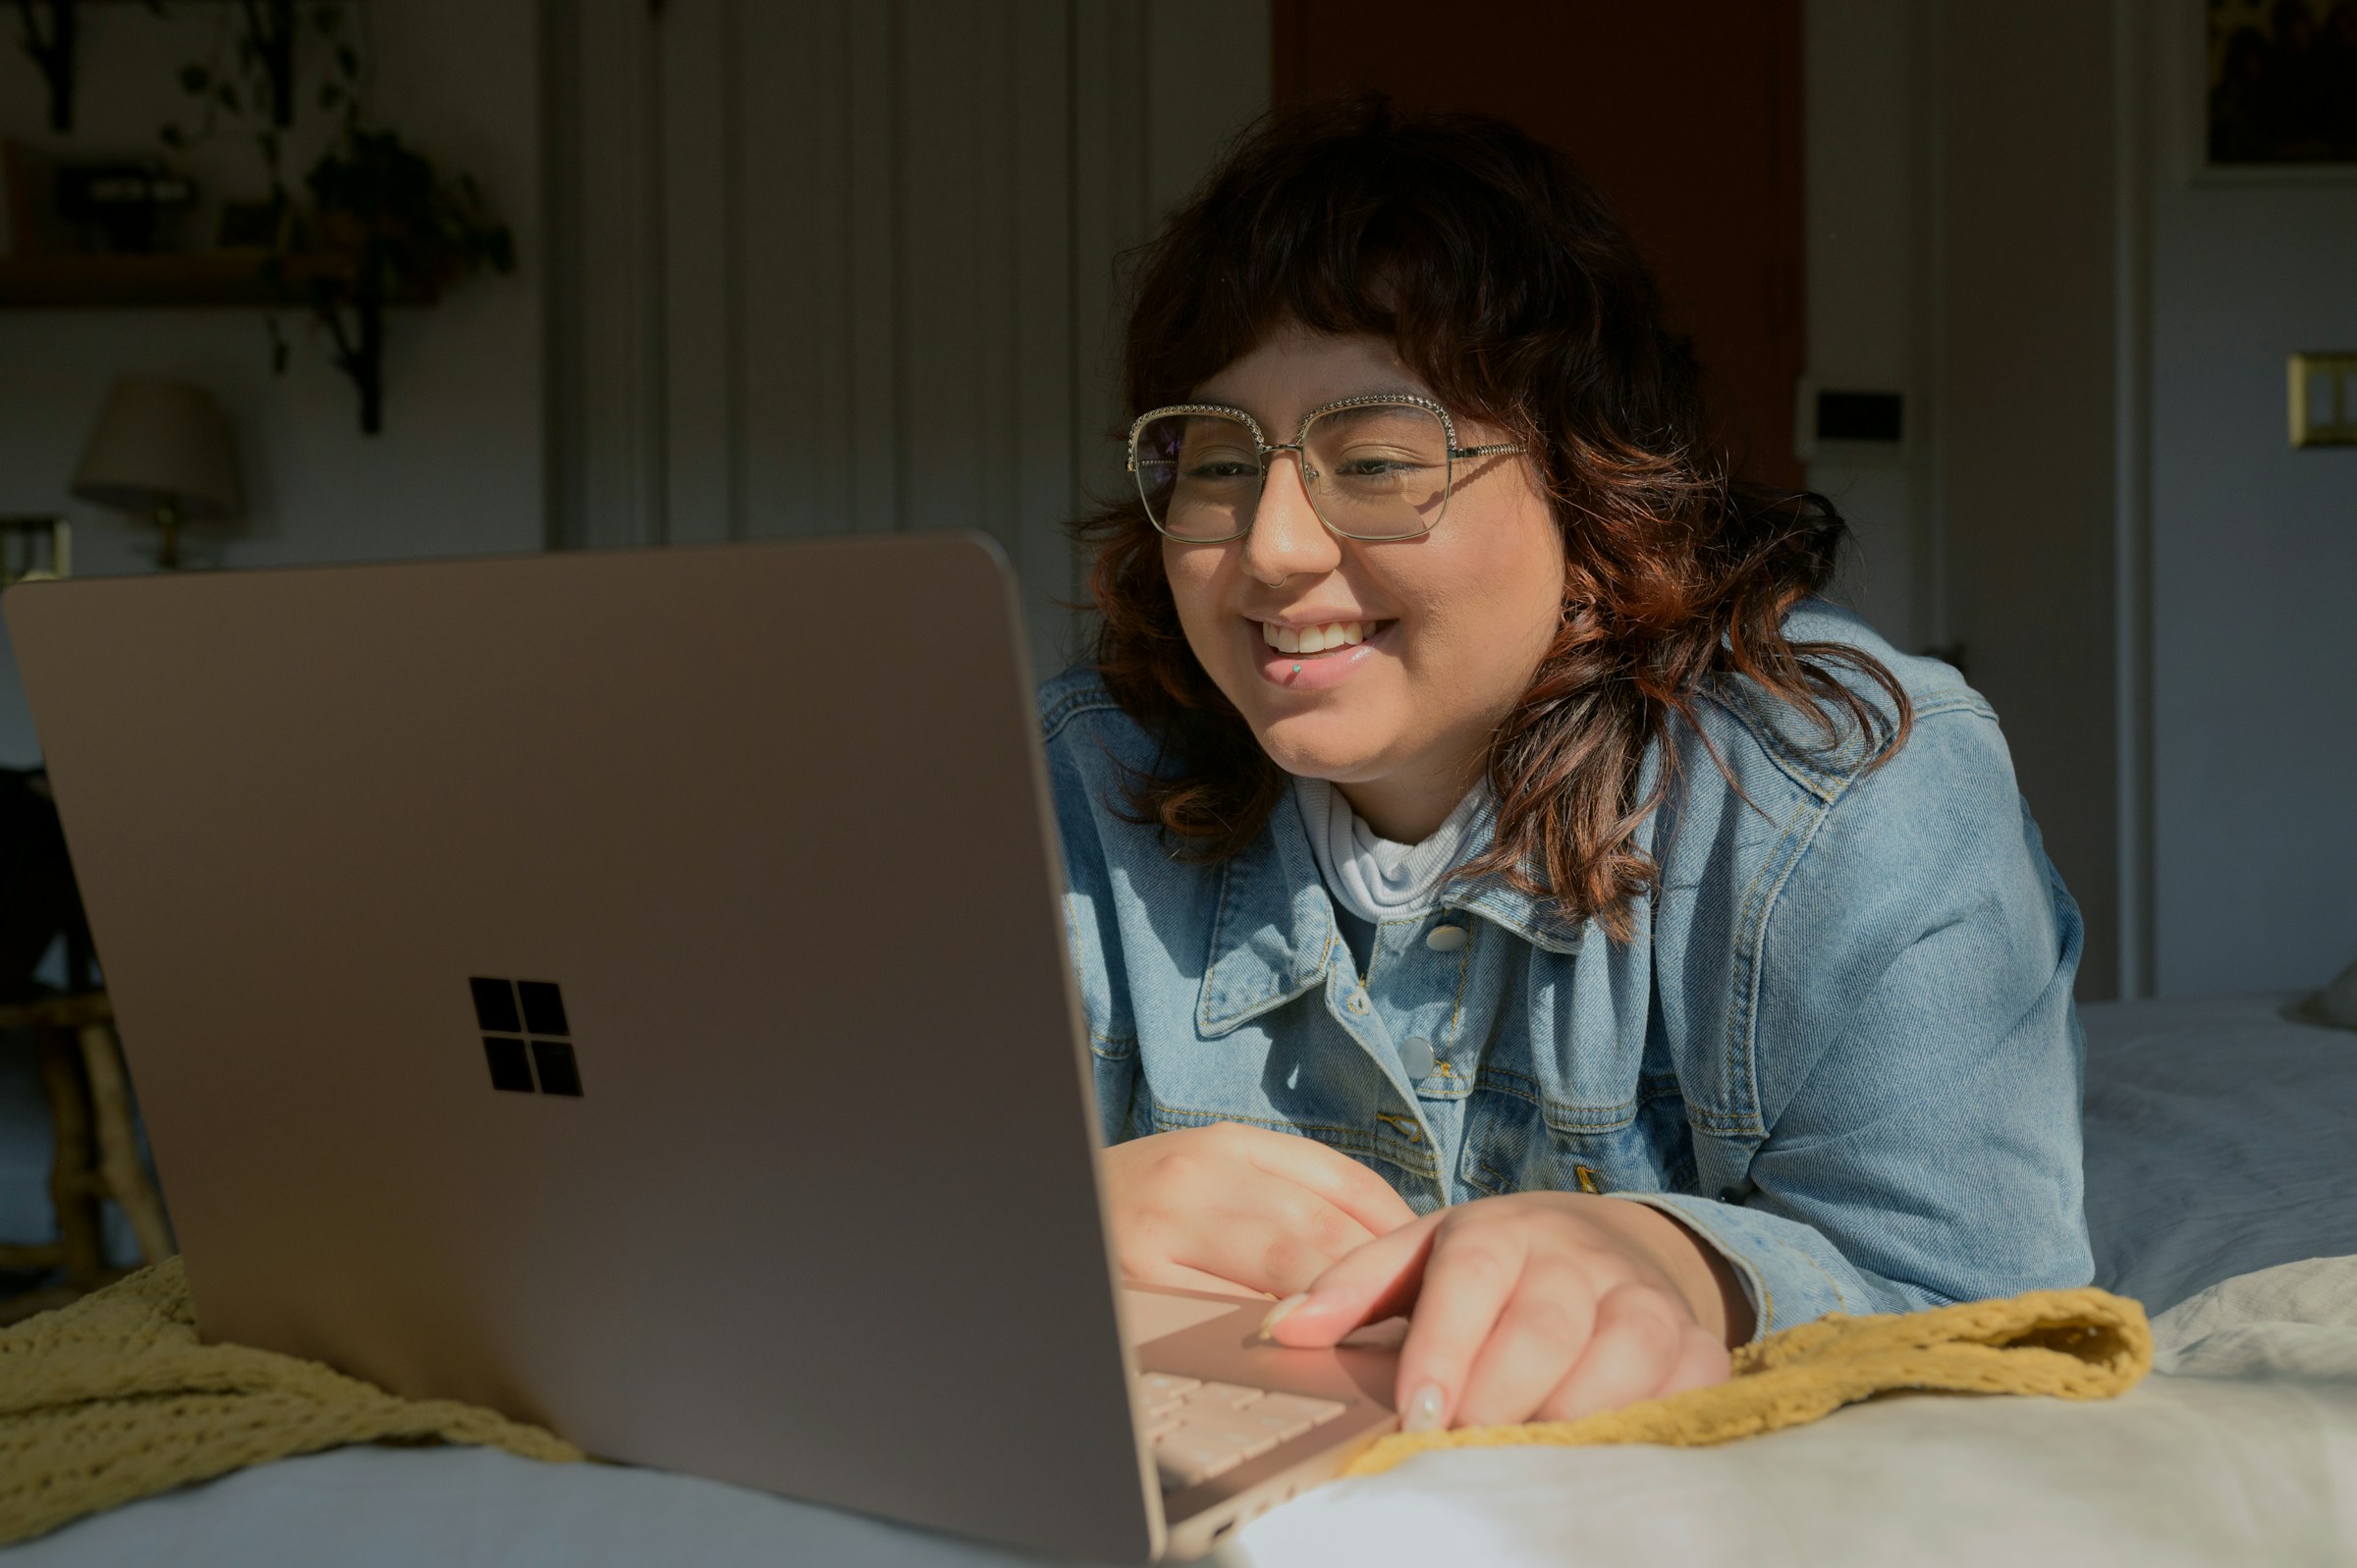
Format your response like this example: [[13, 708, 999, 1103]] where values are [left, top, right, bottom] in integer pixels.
[[71, 379, 243, 521]]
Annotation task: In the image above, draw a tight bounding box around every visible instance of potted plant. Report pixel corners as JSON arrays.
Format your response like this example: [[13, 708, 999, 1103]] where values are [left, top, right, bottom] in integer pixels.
[[161, 4, 516, 433]]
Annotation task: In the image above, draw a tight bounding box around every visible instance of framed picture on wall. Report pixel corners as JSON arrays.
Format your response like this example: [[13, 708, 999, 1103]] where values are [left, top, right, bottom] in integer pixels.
[[2206, 0, 2357, 168]]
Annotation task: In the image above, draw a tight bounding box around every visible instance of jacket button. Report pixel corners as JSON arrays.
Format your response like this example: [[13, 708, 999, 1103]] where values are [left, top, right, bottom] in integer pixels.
[[1424, 924, 1468, 952], [1400, 1036, 1436, 1081]]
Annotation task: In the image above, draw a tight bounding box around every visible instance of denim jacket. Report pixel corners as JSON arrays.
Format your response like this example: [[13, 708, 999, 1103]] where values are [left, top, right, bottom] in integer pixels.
[[1041, 603, 2094, 1340]]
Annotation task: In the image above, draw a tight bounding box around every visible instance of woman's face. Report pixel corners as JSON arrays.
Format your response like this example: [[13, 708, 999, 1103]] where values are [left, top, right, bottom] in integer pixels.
[[1161, 329, 1566, 839]]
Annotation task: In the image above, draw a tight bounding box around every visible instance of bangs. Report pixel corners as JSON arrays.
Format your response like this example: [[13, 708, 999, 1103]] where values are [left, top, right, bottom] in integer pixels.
[[1122, 97, 1624, 433]]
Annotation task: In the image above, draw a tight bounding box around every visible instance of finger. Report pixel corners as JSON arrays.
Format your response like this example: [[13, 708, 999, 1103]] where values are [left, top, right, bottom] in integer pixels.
[[1260, 1208, 1446, 1348], [1534, 1282, 1689, 1424], [1387, 1217, 1535, 1431], [1122, 1256, 1272, 1295], [1228, 1126, 1419, 1236], [1654, 1323, 1735, 1400], [1171, 1210, 1374, 1299], [1451, 1260, 1603, 1428]]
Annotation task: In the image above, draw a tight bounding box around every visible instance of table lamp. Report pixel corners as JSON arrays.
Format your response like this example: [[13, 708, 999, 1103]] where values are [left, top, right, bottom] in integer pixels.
[[71, 379, 243, 569]]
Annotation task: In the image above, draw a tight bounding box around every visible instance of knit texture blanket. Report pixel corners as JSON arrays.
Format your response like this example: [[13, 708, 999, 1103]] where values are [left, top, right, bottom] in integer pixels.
[[1344, 1285, 2153, 1477], [0, 1260, 580, 1546], [0, 1262, 2151, 1542]]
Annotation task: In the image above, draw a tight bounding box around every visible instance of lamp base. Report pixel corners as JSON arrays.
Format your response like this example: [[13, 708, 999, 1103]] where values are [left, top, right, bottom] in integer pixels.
[[147, 502, 183, 570]]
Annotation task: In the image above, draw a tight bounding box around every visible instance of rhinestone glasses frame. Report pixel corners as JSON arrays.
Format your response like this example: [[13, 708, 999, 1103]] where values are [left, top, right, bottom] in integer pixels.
[[1124, 392, 1523, 543]]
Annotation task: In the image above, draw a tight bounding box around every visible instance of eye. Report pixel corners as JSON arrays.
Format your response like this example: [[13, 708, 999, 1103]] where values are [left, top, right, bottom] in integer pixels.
[[1181, 458, 1260, 481], [1327, 446, 1433, 481]]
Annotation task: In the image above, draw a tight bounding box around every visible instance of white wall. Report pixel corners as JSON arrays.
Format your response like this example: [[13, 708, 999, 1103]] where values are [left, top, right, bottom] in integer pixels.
[[2145, 17, 2357, 996], [1807, 1, 2357, 1000], [1806, 0, 2130, 1000], [1, 1, 1277, 765], [1931, 0, 2128, 1001], [1803, 0, 1931, 656], [543, 0, 1271, 679], [0, 0, 544, 766]]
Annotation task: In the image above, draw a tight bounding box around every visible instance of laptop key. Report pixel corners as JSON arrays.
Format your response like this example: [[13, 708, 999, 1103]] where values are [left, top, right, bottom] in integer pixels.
[[1140, 1376, 1348, 1490], [1249, 1392, 1347, 1426], [1153, 1431, 1259, 1491], [1179, 1403, 1316, 1442], [1161, 1426, 1277, 1469]]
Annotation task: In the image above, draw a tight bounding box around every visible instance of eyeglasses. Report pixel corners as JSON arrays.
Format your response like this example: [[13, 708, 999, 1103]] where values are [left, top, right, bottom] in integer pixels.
[[1125, 393, 1523, 543]]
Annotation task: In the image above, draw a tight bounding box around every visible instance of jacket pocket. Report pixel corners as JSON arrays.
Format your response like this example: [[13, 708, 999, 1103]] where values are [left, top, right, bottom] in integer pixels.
[[1459, 1078, 1695, 1199]]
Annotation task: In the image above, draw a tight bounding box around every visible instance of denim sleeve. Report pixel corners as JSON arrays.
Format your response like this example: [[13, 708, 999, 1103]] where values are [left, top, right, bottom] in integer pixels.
[[1040, 707, 1140, 1147], [1622, 711, 2094, 1339]]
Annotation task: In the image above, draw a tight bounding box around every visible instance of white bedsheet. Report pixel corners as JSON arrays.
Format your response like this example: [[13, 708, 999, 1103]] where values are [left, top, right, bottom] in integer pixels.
[[12, 1365, 2355, 1568], [19, 1256, 2357, 1568], [11, 992, 2356, 1566], [2079, 992, 2357, 1314]]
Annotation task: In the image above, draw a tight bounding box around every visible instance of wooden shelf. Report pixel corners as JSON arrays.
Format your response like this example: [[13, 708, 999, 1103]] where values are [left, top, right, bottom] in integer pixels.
[[0, 251, 435, 308]]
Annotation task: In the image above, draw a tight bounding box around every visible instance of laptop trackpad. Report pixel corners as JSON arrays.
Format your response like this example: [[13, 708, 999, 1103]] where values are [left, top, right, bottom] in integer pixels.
[[1122, 1288, 1254, 1347]]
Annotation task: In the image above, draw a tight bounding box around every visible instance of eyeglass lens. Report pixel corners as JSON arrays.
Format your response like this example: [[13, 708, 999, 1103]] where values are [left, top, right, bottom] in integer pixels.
[[1133, 404, 1453, 541]]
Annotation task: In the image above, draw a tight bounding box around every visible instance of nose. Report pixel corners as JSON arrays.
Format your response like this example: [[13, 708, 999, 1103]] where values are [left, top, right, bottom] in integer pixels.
[[1238, 448, 1342, 586]]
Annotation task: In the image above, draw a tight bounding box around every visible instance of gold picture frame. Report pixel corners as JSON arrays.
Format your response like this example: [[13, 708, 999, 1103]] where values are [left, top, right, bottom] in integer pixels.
[[0, 515, 71, 584], [2288, 352, 2357, 448]]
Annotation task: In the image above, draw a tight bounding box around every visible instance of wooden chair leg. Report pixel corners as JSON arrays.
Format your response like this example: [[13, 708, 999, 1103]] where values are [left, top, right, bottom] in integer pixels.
[[35, 1026, 106, 1289], [78, 1022, 174, 1265]]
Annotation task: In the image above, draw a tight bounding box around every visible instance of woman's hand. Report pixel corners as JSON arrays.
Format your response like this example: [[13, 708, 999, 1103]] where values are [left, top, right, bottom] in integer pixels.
[[1260, 1191, 1742, 1430], [1100, 1121, 1420, 1298]]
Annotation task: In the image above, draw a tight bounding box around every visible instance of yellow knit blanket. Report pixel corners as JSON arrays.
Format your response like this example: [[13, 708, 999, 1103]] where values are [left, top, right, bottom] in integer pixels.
[[0, 1261, 2151, 1544], [1345, 1285, 2154, 1477], [0, 1260, 580, 1546]]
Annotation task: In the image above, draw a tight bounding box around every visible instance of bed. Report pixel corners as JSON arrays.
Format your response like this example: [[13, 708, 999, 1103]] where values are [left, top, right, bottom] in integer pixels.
[[10, 991, 2355, 1567]]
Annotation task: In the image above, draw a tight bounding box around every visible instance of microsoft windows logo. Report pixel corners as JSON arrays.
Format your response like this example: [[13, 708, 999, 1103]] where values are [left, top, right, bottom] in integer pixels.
[[470, 977, 583, 1097]]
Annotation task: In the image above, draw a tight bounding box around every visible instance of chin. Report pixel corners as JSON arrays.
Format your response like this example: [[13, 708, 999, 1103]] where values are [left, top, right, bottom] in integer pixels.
[[1248, 708, 1386, 783]]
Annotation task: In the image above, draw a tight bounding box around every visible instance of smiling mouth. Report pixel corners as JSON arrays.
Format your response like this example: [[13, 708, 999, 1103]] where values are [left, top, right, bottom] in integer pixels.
[[1258, 619, 1392, 655]]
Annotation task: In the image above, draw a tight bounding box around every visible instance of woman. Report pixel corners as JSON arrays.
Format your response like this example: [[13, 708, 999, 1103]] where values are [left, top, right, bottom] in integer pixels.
[[1044, 97, 2091, 1435]]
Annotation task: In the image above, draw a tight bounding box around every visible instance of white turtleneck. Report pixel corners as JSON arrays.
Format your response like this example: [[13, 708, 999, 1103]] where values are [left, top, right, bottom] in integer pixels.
[[1290, 775, 1489, 928]]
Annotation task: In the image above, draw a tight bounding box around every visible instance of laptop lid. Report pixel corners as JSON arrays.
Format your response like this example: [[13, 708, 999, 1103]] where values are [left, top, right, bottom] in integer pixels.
[[5, 532, 1163, 1561]]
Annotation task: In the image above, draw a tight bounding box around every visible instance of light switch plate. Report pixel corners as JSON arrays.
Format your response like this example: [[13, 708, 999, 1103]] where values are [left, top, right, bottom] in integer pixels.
[[2288, 352, 2357, 448]]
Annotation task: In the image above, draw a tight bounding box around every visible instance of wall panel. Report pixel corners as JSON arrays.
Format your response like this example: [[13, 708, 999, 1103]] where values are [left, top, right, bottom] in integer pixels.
[[547, 0, 1271, 676]]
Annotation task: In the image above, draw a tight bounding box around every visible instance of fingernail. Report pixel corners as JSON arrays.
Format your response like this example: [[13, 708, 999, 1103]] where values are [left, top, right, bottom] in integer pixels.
[[1401, 1382, 1447, 1433], [1256, 1292, 1309, 1340]]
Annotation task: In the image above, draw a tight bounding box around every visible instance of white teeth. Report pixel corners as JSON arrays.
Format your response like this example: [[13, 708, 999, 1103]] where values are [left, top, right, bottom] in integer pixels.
[[1261, 619, 1381, 655]]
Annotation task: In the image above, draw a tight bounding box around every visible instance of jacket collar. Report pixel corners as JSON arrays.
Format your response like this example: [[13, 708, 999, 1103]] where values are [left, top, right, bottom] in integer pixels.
[[1196, 788, 1588, 1037], [1196, 790, 1339, 1036], [1433, 789, 1588, 955]]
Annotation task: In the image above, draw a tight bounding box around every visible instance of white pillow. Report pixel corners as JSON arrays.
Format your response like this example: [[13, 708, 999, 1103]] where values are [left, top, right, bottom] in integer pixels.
[[2288, 956, 2357, 1030], [2149, 1254, 2357, 1379]]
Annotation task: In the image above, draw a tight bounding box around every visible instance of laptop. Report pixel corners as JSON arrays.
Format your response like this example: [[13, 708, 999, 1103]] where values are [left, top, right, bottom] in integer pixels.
[[3, 531, 1401, 1561]]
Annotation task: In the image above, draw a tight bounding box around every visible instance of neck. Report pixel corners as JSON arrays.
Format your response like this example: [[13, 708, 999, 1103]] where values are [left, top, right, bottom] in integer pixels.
[[1333, 754, 1486, 843]]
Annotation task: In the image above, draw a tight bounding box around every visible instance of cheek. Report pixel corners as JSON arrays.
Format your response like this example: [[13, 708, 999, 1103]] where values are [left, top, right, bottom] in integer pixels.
[[1398, 532, 1562, 696], [1159, 546, 1232, 661]]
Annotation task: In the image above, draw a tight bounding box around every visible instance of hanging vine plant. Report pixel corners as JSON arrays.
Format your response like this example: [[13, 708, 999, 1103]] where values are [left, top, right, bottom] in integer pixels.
[[160, 3, 516, 434], [300, 129, 516, 433]]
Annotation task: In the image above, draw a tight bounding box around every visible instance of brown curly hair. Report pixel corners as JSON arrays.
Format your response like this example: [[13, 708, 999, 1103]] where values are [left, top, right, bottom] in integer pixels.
[[1077, 95, 1909, 942]]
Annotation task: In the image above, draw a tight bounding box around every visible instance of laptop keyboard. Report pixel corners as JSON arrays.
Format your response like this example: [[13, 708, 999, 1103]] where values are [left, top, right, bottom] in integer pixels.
[[1137, 1373, 1348, 1491]]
